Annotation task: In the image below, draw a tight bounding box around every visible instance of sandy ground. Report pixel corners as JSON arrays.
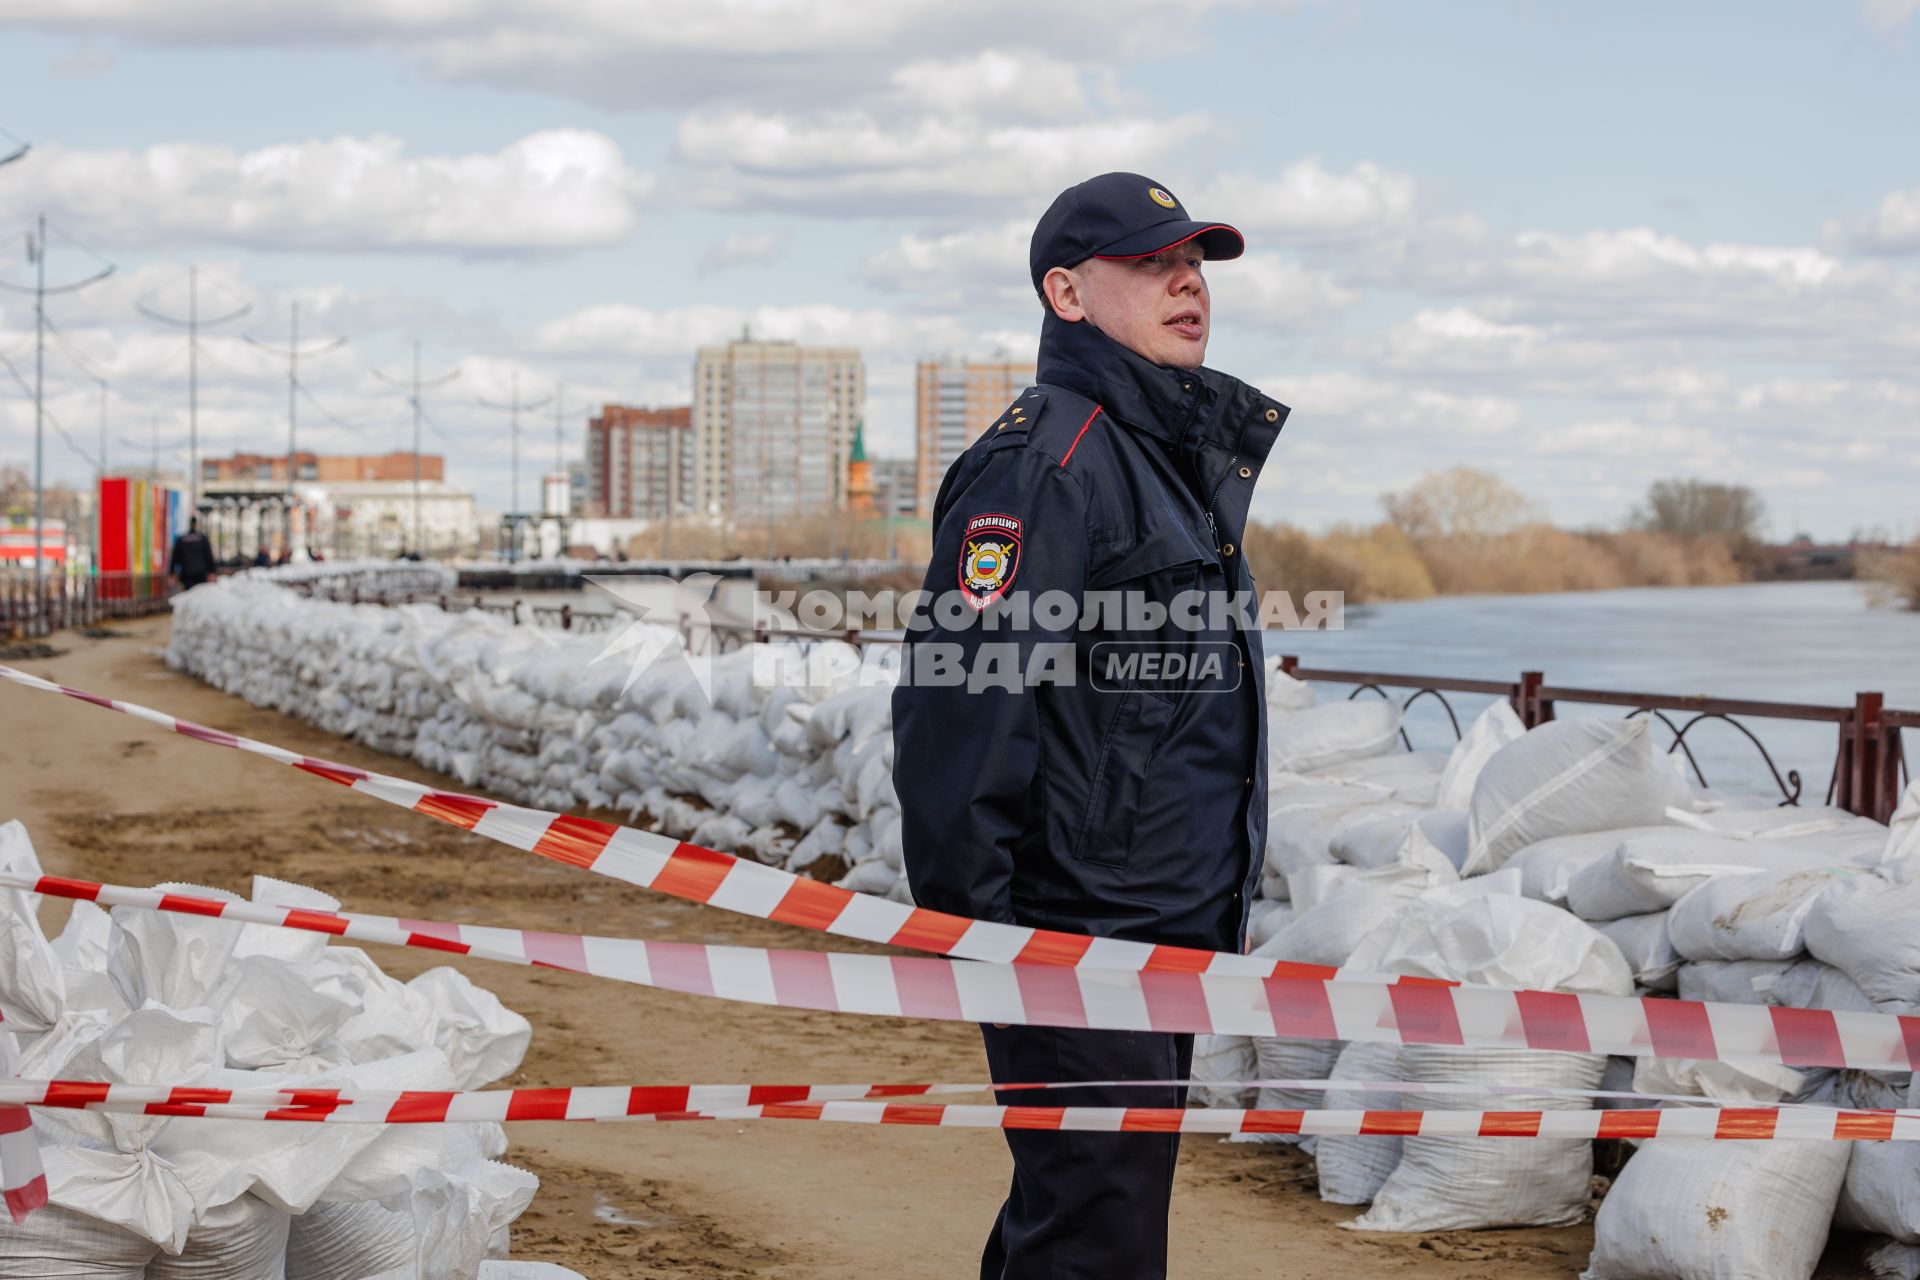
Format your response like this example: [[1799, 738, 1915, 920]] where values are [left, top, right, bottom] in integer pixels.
[[0, 618, 1883, 1278]]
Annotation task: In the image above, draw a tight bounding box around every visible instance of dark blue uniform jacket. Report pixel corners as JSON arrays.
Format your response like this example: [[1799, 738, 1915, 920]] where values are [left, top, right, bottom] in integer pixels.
[[892, 312, 1289, 953]]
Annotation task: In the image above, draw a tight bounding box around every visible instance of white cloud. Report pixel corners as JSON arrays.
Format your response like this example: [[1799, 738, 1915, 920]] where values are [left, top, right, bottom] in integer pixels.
[[4, 0, 1247, 113], [1190, 160, 1425, 246], [672, 109, 1211, 214], [1863, 0, 1920, 32], [888, 50, 1094, 121], [0, 130, 650, 255], [1829, 186, 1920, 256], [698, 231, 788, 274], [1207, 255, 1361, 331]]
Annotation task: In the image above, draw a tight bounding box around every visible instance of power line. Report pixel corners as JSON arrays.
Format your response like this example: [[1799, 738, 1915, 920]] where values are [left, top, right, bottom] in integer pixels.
[[244, 304, 347, 556], [137, 265, 251, 515], [475, 372, 551, 564], [0, 346, 100, 471], [371, 340, 461, 557], [0, 125, 26, 169], [0, 214, 114, 593]]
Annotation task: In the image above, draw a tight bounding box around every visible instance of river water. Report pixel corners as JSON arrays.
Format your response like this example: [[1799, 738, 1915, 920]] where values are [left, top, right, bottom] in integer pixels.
[[1269, 580, 1919, 808]]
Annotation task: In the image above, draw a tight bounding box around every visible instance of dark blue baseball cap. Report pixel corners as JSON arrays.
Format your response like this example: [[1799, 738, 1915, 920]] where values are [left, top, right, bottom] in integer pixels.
[[1029, 171, 1244, 298]]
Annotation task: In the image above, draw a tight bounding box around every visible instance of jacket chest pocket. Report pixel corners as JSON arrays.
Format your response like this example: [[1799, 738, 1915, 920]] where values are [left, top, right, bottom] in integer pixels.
[[1069, 684, 1176, 869]]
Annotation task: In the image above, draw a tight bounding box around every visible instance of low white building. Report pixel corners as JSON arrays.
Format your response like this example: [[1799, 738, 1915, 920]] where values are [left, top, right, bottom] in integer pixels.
[[202, 477, 479, 560]]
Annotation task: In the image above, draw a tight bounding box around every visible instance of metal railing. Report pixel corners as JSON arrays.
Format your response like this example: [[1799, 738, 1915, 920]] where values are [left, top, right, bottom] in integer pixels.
[[0, 573, 179, 638], [1276, 657, 1911, 824]]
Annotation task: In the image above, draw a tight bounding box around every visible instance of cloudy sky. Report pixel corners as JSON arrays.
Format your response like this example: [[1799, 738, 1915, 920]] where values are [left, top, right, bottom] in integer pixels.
[[1, 1, 1916, 539]]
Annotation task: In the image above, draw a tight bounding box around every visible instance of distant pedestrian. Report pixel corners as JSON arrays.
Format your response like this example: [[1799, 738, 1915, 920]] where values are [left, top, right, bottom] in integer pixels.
[[167, 518, 218, 591], [253, 547, 271, 569]]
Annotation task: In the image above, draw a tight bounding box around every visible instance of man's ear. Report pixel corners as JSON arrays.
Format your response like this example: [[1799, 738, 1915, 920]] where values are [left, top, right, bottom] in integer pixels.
[[1042, 266, 1088, 323]]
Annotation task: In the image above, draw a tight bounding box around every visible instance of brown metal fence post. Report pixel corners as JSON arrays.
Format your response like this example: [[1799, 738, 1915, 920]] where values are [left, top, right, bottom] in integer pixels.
[[1517, 670, 1553, 726], [1835, 692, 1896, 822]]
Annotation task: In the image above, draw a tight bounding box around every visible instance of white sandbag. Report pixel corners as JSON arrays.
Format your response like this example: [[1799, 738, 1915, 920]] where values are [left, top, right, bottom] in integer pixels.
[[0, 1200, 156, 1277], [1566, 831, 1874, 922], [1330, 809, 1469, 873], [1839, 1143, 1920, 1244], [142, 1192, 291, 1278], [154, 1050, 459, 1216], [1803, 874, 1920, 1007], [1309, 750, 1445, 786], [381, 1160, 539, 1280], [1265, 801, 1417, 881], [406, 967, 532, 1089], [1435, 699, 1526, 811], [231, 876, 340, 967], [1266, 778, 1391, 816], [1667, 867, 1861, 963], [216, 955, 363, 1073], [1677, 957, 1877, 1015], [1666, 803, 1867, 842], [1629, 1056, 1802, 1104], [476, 1265, 590, 1279], [1191, 1034, 1257, 1110], [1594, 912, 1680, 992], [1581, 1136, 1850, 1280], [106, 884, 246, 1011], [1349, 1046, 1605, 1232], [1246, 900, 1293, 951], [1869, 1242, 1920, 1280], [1243, 1034, 1340, 1147], [1267, 700, 1402, 774], [1259, 867, 1437, 969], [1464, 717, 1672, 875], [1344, 896, 1628, 1232], [1889, 779, 1920, 865], [326, 948, 440, 1065], [1313, 1040, 1403, 1205], [1264, 663, 1316, 713], [284, 1199, 415, 1280], [35, 1005, 233, 1253], [1345, 896, 1635, 998], [1505, 827, 1677, 906], [0, 840, 65, 1033]]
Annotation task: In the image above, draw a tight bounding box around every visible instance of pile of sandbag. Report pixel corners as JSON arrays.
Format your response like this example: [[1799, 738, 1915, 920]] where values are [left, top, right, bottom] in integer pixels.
[[165, 576, 909, 902], [0, 819, 585, 1280], [1207, 672, 1920, 1279]]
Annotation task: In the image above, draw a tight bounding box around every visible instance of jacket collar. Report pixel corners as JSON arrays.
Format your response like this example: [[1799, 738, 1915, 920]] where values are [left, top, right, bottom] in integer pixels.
[[1034, 310, 1287, 472]]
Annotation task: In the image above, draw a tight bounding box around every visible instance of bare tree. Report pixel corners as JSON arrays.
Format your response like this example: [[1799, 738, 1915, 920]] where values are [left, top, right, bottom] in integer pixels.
[[1630, 479, 1766, 546], [1382, 467, 1539, 543]]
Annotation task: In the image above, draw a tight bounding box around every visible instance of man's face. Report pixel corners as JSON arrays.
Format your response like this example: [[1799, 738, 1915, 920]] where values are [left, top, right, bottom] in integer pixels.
[[1045, 241, 1210, 369]]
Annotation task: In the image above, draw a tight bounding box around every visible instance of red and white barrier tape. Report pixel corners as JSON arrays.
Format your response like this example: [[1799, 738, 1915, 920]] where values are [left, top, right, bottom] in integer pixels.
[[3, 1079, 1916, 1142], [0, 1017, 48, 1222], [0, 663, 1346, 982], [14, 870, 1920, 1073]]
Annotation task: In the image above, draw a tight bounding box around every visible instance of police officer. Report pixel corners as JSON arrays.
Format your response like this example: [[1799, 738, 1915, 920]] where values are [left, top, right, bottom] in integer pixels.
[[892, 172, 1289, 1278]]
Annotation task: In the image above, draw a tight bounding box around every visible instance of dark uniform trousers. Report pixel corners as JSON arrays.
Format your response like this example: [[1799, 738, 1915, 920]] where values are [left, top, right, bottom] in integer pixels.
[[979, 1026, 1195, 1280]]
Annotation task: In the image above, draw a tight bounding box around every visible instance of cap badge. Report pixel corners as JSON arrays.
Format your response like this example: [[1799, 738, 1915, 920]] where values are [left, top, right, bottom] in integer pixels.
[[1148, 187, 1177, 208]]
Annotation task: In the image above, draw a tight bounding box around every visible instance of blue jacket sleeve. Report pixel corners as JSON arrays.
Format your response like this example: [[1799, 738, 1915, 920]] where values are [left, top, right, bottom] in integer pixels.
[[890, 444, 1087, 926]]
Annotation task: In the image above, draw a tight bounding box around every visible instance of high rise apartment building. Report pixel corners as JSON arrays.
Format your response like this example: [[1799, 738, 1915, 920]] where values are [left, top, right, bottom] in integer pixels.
[[693, 339, 863, 523], [585, 405, 692, 519], [913, 358, 1036, 517]]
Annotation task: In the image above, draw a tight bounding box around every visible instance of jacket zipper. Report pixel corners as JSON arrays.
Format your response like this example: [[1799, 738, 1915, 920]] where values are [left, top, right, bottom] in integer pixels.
[[1203, 403, 1261, 549]]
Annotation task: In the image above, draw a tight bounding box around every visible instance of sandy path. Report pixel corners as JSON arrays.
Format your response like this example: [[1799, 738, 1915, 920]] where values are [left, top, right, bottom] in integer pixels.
[[4, 616, 1864, 1279]]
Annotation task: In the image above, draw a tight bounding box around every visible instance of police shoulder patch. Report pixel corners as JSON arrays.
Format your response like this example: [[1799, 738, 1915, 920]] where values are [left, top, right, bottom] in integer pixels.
[[959, 512, 1023, 609]]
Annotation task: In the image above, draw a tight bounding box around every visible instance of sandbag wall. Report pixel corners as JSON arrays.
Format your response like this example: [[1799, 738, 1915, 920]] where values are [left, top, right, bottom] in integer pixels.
[[165, 576, 907, 897]]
